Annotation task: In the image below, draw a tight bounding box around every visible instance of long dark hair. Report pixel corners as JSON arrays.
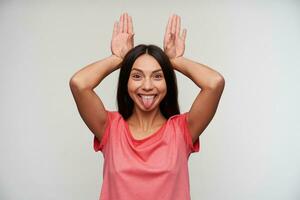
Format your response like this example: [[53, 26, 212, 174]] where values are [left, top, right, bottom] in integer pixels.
[[117, 44, 180, 120]]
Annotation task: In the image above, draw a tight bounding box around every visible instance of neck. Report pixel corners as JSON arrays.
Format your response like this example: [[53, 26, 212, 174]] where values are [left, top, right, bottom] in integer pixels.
[[127, 107, 166, 132]]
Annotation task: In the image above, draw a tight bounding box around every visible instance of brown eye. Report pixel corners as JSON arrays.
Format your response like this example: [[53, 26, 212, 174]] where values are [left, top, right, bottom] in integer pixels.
[[132, 74, 141, 79], [154, 74, 163, 79]]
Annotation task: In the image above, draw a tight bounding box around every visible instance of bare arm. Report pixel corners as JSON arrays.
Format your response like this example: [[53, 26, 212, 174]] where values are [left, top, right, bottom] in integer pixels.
[[69, 12, 134, 142], [171, 56, 225, 143], [163, 14, 225, 144], [171, 56, 224, 90], [69, 55, 122, 141], [69, 55, 122, 90]]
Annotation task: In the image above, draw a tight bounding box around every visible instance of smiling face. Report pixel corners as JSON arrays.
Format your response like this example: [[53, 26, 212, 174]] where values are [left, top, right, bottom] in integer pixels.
[[127, 54, 167, 112]]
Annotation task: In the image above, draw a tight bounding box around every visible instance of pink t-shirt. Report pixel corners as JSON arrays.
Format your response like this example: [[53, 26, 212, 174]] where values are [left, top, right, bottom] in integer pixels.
[[93, 110, 200, 200]]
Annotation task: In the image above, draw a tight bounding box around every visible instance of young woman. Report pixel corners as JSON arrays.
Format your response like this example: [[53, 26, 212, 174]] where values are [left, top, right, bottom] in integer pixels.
[[69, 12, 225, 200]]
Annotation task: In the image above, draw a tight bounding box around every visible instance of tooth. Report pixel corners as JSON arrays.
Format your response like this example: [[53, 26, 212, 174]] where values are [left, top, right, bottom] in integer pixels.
[[141, 95, 155, 99]]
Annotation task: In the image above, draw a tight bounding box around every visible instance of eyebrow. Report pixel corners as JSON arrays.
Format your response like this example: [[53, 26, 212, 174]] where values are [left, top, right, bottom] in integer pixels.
[[131, 68, 163, 73]]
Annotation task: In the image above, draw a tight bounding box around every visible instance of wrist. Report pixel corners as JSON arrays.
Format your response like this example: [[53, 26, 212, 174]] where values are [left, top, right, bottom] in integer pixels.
[[170, 56, 189, 74], [170, 56, 184, 67], [110, 54, 123, 62], [108, 54, 123, 70]]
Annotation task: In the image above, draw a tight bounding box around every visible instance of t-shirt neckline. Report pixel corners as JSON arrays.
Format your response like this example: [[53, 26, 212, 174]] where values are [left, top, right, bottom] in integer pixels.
[[122, 117, 169, 143]]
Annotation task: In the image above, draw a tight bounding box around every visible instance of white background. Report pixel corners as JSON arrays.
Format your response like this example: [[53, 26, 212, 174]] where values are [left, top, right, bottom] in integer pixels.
[[1, 0, 299, 199]]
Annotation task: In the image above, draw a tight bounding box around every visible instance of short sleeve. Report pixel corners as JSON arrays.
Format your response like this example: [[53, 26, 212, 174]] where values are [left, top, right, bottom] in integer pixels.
[[175, 112, 200, 155], [93, 110, 112, 153]]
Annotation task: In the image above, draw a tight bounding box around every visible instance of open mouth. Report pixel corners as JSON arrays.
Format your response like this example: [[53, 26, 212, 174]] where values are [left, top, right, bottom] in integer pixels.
[[138, 94, 157, 108]]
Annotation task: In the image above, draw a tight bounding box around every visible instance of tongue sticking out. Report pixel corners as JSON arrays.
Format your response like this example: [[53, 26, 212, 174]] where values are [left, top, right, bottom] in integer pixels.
[[141, 95, 155, 108]]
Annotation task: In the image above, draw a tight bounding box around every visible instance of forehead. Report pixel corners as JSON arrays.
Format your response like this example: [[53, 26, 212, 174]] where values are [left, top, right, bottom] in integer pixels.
[[131, 54, 162, 72]]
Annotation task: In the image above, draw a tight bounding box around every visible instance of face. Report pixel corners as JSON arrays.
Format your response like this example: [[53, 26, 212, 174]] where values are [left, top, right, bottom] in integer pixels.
[[127, 54, 167, 112]]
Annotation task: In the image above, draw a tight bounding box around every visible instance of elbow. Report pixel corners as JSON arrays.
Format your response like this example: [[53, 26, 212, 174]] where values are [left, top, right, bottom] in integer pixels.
[[210, 75, 225, 90], [69, 76, 86, 91], [216, 75, 225, 91], [69, 76, 78, 89], [216, 75, 225, 86]]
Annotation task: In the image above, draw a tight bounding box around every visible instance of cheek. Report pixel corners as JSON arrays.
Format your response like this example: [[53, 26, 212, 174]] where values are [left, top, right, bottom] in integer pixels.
[[155, 81, 167, 94], [127, 80, 139, 93], [158, 80, 167, 89]]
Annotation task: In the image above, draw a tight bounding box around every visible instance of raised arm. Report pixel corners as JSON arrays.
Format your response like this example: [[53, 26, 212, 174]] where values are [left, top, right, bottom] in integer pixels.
[[163, 14, 225, 143], [69, 12, 134, 142]]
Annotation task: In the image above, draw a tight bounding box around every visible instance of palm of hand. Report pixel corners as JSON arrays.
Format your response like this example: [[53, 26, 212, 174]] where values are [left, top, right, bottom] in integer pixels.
[[164, 33, 185, 58], [163, 14, 187, 59], [111, 13, 134, 59], [111, 32, 134, 59]]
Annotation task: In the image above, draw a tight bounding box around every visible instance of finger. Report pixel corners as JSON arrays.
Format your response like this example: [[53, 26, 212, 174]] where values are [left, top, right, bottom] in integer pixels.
[[165, 15, 172, 37], [117, 14, 121, 33], [128, 15, 134, 35], [171, 14, 176, 34], [182, 28, 187, 41], [176, 15, 181, 37], [119, 13, 124, 33], [112, 21, 118, 38], [164, 17, 171, 48], [124, 13, 128, 33]]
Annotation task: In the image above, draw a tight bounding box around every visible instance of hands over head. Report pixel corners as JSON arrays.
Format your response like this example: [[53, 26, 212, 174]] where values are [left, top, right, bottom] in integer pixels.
[[111, 13, 186, 60], [111, 12, 135, 59], [163, 14, 187, 60]]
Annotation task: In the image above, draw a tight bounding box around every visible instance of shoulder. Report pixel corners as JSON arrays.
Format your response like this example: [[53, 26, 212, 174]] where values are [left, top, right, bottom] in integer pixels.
[[169, 112, 201, 154], [168, 112, 188, 124], [165, 112, 189, 132], [106, 110, 122, 117], [105, 110, 123, 124]]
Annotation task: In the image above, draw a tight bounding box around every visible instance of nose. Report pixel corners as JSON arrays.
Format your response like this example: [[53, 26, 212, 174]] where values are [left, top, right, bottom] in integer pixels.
[[142, 77, 154, 91]]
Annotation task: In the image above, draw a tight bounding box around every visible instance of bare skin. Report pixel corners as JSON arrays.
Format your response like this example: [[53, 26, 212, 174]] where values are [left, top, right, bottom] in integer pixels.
[[125, 54, 168, 140], [69, 12, 225, 144]]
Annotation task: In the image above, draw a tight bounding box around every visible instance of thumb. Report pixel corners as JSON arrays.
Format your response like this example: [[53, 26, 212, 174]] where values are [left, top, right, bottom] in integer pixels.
[[130, 32, 135, 38], [181, 29, 187, 41]]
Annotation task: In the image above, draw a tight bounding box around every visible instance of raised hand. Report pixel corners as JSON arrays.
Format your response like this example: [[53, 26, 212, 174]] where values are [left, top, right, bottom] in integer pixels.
[[163, 14, 187, 60], [111, 12, 135, 59]]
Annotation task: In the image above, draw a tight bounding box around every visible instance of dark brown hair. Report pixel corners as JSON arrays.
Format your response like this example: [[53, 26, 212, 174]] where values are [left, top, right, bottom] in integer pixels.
[[117, 44, 180, 120]]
